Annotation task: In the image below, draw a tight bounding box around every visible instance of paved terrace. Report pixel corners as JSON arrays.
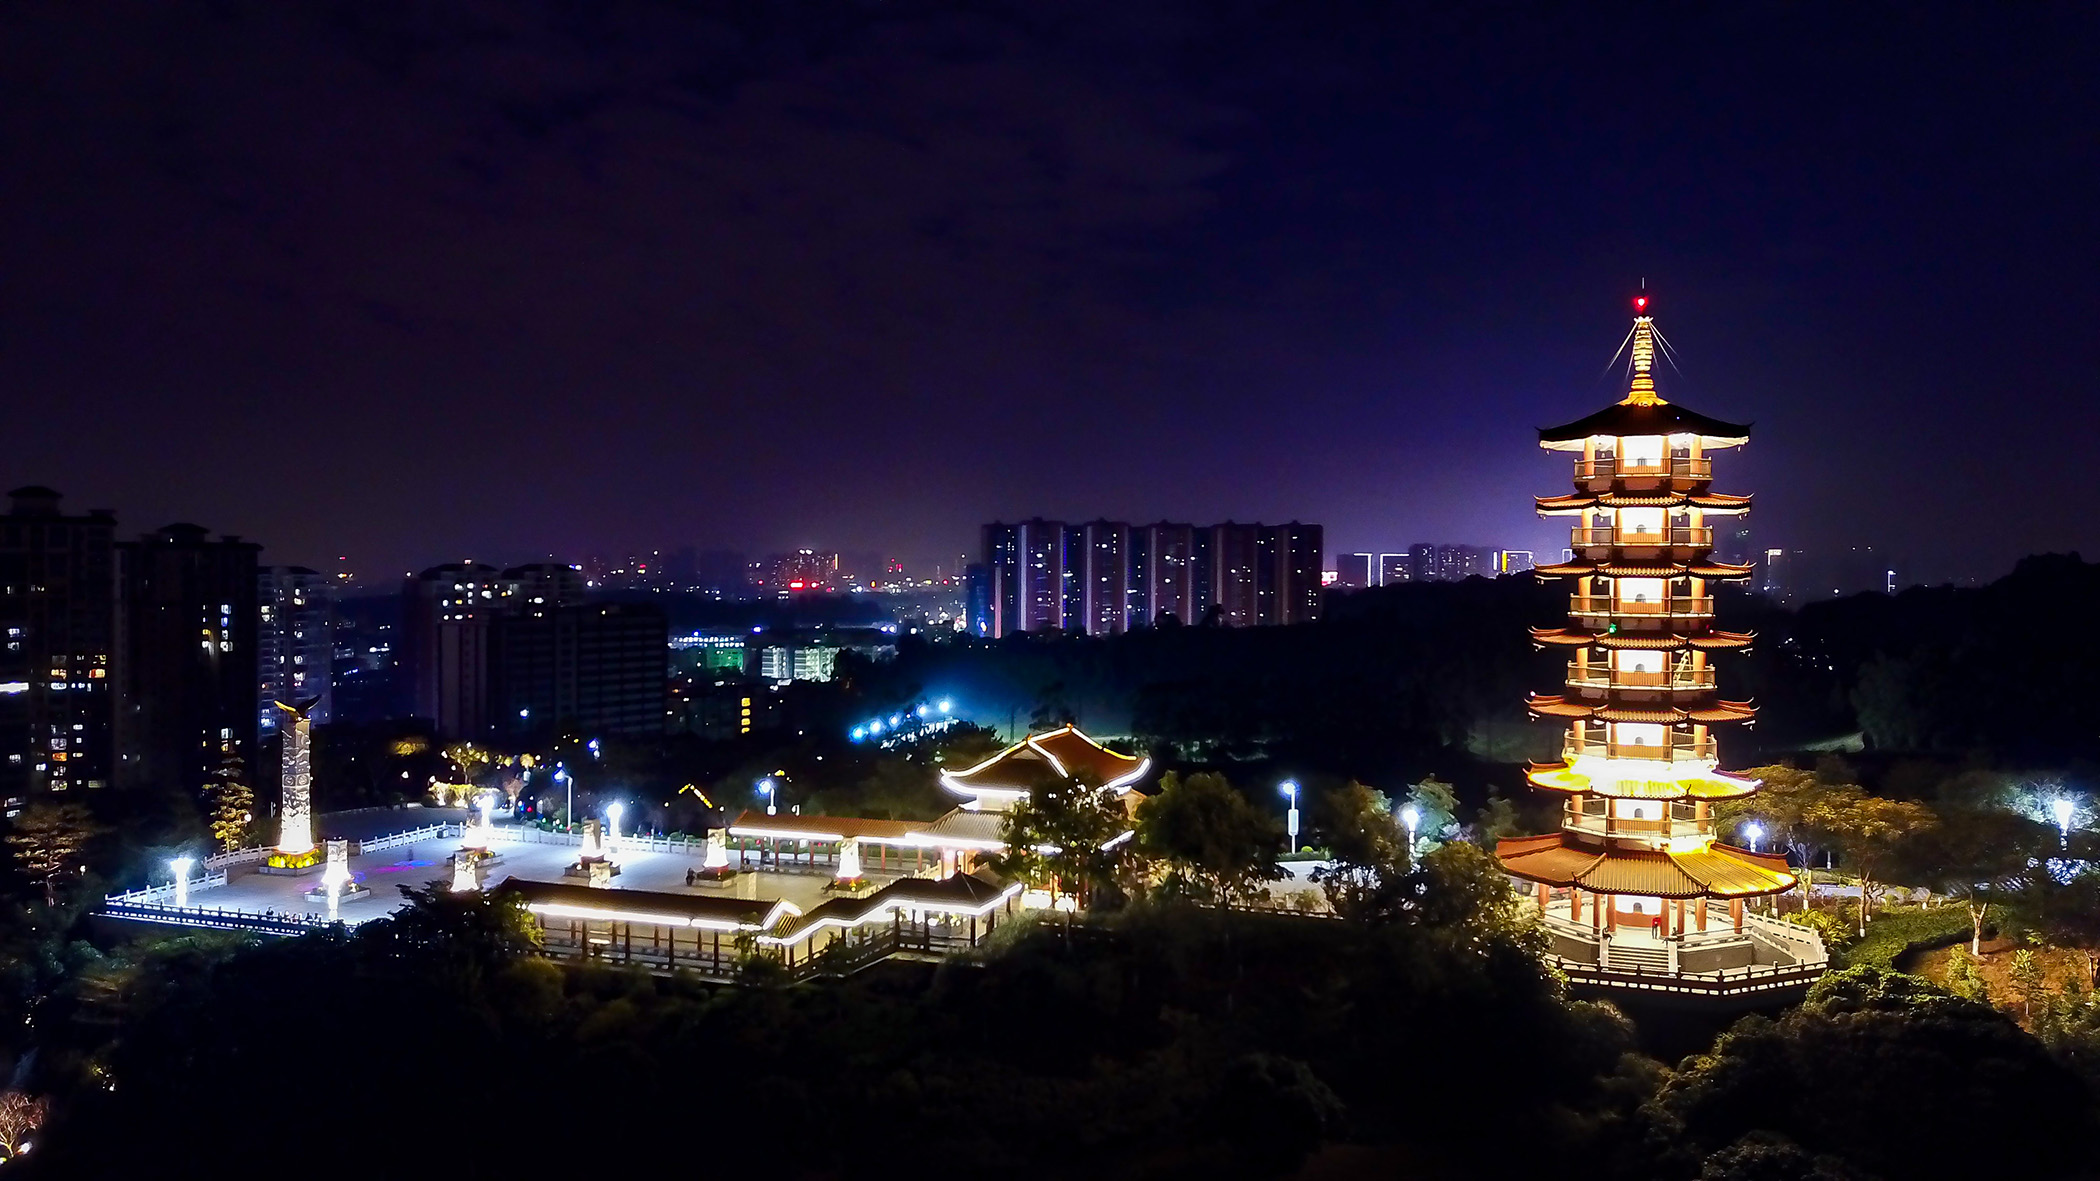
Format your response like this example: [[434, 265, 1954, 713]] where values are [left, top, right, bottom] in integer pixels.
[[100, 817, 911, 931]]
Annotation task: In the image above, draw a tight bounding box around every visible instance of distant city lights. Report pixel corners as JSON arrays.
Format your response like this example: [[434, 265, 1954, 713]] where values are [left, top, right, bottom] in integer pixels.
[[850, 698, 959, 747]]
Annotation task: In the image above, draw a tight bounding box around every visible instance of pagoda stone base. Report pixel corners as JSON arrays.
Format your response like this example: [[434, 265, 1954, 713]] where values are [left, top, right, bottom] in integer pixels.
[[563, 860, 621, 880], [259, 860, 325, 878]]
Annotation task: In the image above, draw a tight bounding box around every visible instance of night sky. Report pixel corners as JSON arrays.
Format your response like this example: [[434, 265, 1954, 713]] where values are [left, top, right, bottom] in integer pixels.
[[4, 3, 2095, 583]]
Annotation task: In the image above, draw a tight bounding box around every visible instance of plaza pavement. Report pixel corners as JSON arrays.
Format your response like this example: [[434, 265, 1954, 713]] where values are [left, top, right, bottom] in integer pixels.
[[180, 821, 898, 924]]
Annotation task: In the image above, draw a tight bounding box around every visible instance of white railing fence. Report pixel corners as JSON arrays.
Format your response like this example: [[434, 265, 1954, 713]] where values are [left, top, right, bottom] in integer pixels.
[[204, 846, 271, 870], [356, 823, 450, 854], [104, 869, 229, 906]]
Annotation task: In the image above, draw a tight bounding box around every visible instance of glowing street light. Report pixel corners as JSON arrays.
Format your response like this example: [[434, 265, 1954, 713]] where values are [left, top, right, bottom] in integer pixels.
[[2054, 798, 2075, 848], [169, 856, 194, 909], [937, 699, 952, 713], [1280, 780, 1300, 852], [1400, 803, 1421, 867], [760, 777, 777, 816], [1743, 821, 1766, 853]]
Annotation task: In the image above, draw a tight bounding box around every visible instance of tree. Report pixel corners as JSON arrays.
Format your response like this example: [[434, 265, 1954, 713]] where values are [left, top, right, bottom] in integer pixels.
[[1135, 772, 1284, 907], [988, 772, 1133, 909], [0, 1091, 47, 1162], [1399, 775, 1459, 858], [2009, 947, 2047, 1022], [4, 802, 103, 907], [207, 750, 256, 854], [1307, 781, 1401, 919], [2020, 869, 2100, 988], [1944, 946, 1991, 1005], [1470, 793, 1521, 850], [1897, 805, 2046, 953], [1715, 764, 1846, 909], [1644, 966, 2093, 1179], [1800, 787, 1935, 933]]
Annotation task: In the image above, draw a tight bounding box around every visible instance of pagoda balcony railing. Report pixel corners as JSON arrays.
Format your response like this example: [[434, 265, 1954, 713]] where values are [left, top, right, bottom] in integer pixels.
[[1564, 733, 1718, 762], [1575, 457, 1712, 482], [1565, 663, 1717, 691], [1568, 595, 1715, 618], [1571, 526, 1714, 548], [1561, 814, 1709, 842]]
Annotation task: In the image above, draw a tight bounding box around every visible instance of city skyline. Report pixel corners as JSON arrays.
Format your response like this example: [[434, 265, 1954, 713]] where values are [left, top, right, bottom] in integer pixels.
[[2, 6, 2093, 583]]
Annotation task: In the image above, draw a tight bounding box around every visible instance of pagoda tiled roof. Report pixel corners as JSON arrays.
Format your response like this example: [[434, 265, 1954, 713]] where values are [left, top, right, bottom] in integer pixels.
[[1531, 627, 1755, 651], [1535, 491, 1753, 515], [1527, 696, 1757, 725], [1495, 832, 1794, 899], [1535, 559, 1755, 580], [1538, 401, 1752, 449]]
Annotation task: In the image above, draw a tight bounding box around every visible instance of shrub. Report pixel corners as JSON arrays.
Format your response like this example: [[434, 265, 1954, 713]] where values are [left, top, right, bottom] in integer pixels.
[[1839, 906, 1972, 971]]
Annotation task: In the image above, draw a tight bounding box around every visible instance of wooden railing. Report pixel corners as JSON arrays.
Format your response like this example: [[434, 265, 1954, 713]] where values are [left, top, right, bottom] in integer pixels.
[[1565, 663, 1716, 690], [1568, 595, 1715, 617], [1570, 527, 1714, 548], [1575, 457, 1711, 481]]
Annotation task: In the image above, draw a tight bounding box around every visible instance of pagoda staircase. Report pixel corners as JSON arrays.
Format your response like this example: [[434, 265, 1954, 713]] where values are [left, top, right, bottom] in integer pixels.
[[1605, 942, 1669, 974]]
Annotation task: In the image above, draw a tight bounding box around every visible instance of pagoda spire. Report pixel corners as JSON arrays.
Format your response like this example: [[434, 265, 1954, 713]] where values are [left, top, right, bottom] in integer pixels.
[[1620, 292, 1663, 407]]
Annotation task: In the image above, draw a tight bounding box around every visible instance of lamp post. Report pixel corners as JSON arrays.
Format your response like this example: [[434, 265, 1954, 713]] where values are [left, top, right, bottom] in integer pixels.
[[1743, 821, 1765, 854], [2054, 798, 2075, 848], [557, 765, 574, 832], [170, 856, 194, 909], [1280, 780, 1300, 853], [1400, 803, 1421, 868], [607, 801, 625, 858], [760, 778, 777, 816]]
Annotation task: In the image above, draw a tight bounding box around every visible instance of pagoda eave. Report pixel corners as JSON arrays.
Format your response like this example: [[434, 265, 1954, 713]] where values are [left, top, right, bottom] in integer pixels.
[[1495, 832, 1796, 900], [1523, 762, 1761, 801]]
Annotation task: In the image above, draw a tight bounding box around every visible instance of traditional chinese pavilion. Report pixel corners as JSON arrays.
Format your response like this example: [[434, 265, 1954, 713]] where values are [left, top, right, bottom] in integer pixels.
[[1495, 295, 1825, 991]]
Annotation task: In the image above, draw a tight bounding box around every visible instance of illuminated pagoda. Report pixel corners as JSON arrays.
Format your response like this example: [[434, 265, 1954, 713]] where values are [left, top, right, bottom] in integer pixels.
[[1495, 294, 1825, 989]]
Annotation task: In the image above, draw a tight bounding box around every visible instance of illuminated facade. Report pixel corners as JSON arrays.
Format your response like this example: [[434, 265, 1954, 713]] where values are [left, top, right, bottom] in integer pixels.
[[981, 519, 1323, 635], [1495, 296, 1824, 989], [0, 487, 118, 805]]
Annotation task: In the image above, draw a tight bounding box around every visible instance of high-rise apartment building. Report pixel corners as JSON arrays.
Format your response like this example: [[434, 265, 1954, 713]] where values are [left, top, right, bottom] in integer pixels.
[[1256, 522, 1323, 625], [1496, 550, 1537, 574], [498, 563, 587, 616], [1379, 553, 1409, 585], [489, 603, 667, 741], [0, 487, 118, 804], [979, 519, 1323, 636], [1078, 520, 1131, 635], [259, 566, 333, 726], [401, 562, 502, 740], [1335, 553, 1374, 588], [983, 519, 1070, 635], [1408, 542, 1497, 582], [116, 524, 261, 800]]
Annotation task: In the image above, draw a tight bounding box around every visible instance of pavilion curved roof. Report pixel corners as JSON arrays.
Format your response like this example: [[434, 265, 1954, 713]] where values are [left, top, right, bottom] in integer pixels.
[[1495, 833, 1794, 899], [939, 724, 1150, 803]]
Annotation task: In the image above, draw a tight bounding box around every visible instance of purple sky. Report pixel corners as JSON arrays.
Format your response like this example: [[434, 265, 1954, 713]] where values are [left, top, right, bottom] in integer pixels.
[[3, 3, 2095, 582]]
